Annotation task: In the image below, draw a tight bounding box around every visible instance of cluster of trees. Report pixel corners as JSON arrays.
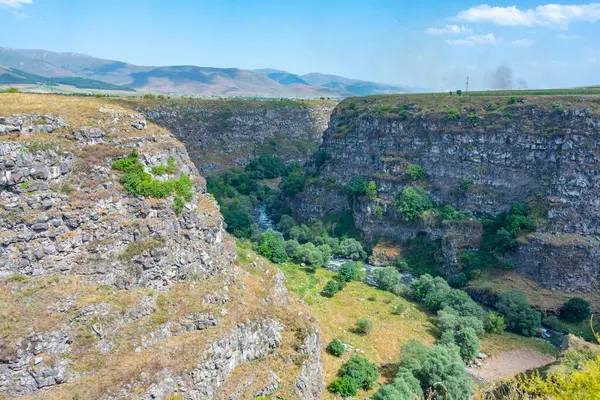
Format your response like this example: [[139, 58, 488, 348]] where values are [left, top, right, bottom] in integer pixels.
[[321, 261, 364, 297], [374, 340, 472, 400], [329, 355, 380, 396]]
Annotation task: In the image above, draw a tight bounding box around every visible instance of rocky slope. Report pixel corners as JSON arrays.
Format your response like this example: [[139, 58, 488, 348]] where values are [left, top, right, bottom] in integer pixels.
[[293, 95, 600, 292], [0, 94, 323, 399], [124, 98, 335, 175]]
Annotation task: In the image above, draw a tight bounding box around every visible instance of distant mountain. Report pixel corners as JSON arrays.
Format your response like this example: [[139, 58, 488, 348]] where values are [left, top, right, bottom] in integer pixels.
[[0, 65, 135, 91], [0, 47, 418, 97]]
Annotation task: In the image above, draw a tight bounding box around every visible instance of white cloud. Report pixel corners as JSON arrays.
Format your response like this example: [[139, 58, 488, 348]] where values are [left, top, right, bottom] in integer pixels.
[[456, 3, 600, 29], [13, 10, 28, 18], [0, 0, 32, 7], [446, 33, 499, 46], [512, 38, 536, 47], [425, 24, 472, 35]]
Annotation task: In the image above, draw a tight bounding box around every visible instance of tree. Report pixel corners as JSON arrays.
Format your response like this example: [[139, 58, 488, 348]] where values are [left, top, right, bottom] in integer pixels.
[[396, 186, 434, 220], [347, 175, 367, 196], [366, 181, 378, 198], [327, 338, 345, 357], [338, 261, 364, 282], [456, 89, 462, 96], [484, 312, 506, 334], [328, 375, 358, 396], [284, 239, 299, 258], [277, 215, 296, 237], [374, 267, 401, 292], [336, 238, 367, 260], [294, 242, 330, 269], [496, 290, 541, 336], [373, 385, 402, 400], [339, 355, 380, 390], [404, 164, 426, 181], [4, 87, 21, 94], [355, 318, 373, 335], [279, 166, 306, 197], [562, 297, 591, 322], [257, 230, 288, 263], [399, 342, 472, 400], [454, 327, 480, 363]]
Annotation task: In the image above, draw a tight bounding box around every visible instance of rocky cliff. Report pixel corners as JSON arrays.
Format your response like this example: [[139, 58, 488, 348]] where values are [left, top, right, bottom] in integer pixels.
[[0, 94, 324, 399], [125, 98, 335, 175], [294, 94, 600, 292]]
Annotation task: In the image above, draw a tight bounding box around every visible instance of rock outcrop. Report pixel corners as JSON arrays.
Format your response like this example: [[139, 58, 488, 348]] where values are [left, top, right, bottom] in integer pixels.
[[0, 94, 323, 399], [129, 98, 335, 174], [294, 95, 600, 291]]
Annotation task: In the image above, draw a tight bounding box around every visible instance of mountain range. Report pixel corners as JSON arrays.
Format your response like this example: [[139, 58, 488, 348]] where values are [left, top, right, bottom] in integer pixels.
[[0, 47, 417, 98]]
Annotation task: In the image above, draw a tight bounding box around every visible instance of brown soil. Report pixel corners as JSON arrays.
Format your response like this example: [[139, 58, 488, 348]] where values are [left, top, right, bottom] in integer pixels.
[[476, 349, 556, 381]]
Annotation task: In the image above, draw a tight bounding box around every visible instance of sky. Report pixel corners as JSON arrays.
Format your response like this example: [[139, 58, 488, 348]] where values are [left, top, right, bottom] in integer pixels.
[[0, 0, 599, 90]]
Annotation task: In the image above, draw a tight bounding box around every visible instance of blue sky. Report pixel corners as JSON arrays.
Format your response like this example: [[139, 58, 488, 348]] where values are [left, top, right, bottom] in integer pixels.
[[1, 0, 599, 90]]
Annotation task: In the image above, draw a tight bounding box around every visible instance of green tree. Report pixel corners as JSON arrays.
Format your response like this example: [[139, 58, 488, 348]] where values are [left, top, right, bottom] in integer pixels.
[[279, 165, 306, 197], [562, 297, 591, 322], [396, 186, 434, 220], [347, 175, 367, 196], [484, 312, 506, 334], [338, 261, 364, 282], [374, 205, 384, 219], [404, 164, 426, 181], [456, 89, 462, 96], [355, 318, 373, 335], [276, 214, 296, 237], [4, 87, 21, 93], [496, 290, 541, 336], [374, 267, 401, 292], [366, 181, 378, 198], [328, 375, 358, 396], [327, 338, 345, 357], [321, 280, 339, 298], [284, 239, 299, 258], [454, 327, 480, 363], [339, 355, 380, 390], [257, 230, 288, 263], [336, 238, 367, 260]]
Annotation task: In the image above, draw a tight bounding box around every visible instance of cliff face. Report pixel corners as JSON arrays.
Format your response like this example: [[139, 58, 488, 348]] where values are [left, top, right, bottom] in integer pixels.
[[0, 95, 323, 399], [127, 99, 335, 175], [294, 95, 600, 291]]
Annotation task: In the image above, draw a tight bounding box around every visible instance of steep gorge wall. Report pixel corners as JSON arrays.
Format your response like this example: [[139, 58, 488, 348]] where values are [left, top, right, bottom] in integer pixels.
[[0, 95, 324, 399], [294, 95, 600, 291], [127, 99, 335, 174]]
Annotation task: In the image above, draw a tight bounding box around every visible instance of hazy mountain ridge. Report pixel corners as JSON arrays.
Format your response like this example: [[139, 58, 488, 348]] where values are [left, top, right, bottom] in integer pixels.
[[0, 47, 416, 97]]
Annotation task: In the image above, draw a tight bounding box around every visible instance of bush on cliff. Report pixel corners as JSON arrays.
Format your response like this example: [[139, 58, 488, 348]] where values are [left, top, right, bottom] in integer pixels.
[[347, 175, 367, 196], [396, 186, 434, 221], [404, 164, 426, 181]]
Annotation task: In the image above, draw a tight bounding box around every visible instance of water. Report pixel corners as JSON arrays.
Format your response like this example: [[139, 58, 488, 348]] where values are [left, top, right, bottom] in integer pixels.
[[325, 257, 416, 287], [256, 203, 276, 232]]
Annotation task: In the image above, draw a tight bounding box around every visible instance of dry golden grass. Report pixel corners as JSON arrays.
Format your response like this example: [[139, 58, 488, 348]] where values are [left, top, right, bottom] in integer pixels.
[[467, 269, 600, 313]]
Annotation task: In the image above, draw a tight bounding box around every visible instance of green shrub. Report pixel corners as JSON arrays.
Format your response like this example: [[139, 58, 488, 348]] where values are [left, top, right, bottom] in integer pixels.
[[279, 165, 307, 197], [257, 230, 288, 263], [374, 205, 384, 219], [328, 375, 358, 396], [561, 298, 591, 322], [468, 112, 477, 123], [338, 261, 364, 282], [392, 304, 405, 315], [327, 338, 345, 357], [172, 196, 184, 215], [112, 150, 193, 200], [456, 90, 462, 96], [4, 87, 22, 93], [374, 267, 401, 292], [321, 280, 340, 298], [496, 290, 541, 336], [507, 96, 523, 104], [347, 175, 367, 196], [143, 93, 156, 99], [355, 318, 373, 335], [484, 312, 506, 334], [293, 242, 330, 269], [404, 164, 426, 181], [339, 355, 379, 390], [284, 239, 299, 258], [366, 181, 378, 198], [447, 108, 460, 120], [543, 315, 560, 330], [396, 186, 434, 221]]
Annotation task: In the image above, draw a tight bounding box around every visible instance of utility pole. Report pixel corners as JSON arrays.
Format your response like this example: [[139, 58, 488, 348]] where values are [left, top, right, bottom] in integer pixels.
[[465, 76, 469, 93]]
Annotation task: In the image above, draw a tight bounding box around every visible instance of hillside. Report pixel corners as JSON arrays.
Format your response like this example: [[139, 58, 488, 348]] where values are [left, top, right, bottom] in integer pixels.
[[0, 94, 324, 399], [0, 47, 414, 98]]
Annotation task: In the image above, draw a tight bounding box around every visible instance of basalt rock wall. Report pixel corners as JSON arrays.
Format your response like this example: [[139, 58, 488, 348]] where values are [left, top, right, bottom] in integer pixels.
[[294, 95, 600, 291]]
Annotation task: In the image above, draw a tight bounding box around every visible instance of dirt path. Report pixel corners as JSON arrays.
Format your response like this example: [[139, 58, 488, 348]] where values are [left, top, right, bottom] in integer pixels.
[[475, 349, 555, 381]]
